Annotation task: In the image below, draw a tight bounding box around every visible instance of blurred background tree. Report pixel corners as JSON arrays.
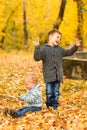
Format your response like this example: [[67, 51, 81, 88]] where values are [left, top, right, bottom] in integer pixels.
[[74, 0, 84, 51], [53, 0, 67, 29], [22, 0, 28, 51], [0, 0, 87, 51]]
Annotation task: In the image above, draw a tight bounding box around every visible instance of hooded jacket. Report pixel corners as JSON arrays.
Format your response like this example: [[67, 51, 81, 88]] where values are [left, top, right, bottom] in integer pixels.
[[34, 44, 78, 82], [19, 84, 42, 107]]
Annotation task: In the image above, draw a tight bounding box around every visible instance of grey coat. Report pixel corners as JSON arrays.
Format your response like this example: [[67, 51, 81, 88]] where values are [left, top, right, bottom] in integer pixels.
[[34, 44, 78, 82]]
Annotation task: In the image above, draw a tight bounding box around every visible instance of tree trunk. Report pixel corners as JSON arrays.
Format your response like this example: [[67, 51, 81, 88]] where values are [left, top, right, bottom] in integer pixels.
[[73, 0, 84, 51], [0, 4, 20, 46], [39, 0, 67, 45], [53, 0, 67, 29], [22, 0, 28, 51]]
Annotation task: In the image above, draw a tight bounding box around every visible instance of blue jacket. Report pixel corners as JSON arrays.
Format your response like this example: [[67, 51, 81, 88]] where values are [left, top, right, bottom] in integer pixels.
[[34, 44, 78, 82], [19, 84, 42, 107]]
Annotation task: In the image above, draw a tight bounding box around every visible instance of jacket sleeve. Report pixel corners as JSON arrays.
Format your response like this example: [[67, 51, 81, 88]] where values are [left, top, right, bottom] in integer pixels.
[[63, 44, 78, 57], [19, 90, 41, 103], [19, 93, 35, 103], [34, 45, 45, 61]]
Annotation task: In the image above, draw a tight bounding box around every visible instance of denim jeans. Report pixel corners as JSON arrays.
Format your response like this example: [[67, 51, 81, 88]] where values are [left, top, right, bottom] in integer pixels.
[[16, 106, 42, 117], [46, 81, 60, 109]]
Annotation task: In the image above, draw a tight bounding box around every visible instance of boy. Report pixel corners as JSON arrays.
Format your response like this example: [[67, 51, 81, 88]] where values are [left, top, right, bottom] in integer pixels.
[[4, 72, 42, 118], [34, 29, 81, 109]]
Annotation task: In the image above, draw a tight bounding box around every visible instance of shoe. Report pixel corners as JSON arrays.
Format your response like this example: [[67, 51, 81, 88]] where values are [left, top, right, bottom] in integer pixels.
[[53, 107, 57, 110], [46, 105, 53, 109], [46, 105, 58, 110], [47, 105, 49, 109], [4, 109, 8, 116], [4, 109, 18, 118]]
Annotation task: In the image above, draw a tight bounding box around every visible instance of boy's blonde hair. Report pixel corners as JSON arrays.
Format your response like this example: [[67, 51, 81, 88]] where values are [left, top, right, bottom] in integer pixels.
[[24, 72, 38, 84]]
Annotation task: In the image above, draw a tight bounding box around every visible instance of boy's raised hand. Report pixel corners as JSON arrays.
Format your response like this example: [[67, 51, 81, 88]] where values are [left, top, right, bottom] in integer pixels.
[[33, 40, 39, 46], [76, 38, 81, 47]]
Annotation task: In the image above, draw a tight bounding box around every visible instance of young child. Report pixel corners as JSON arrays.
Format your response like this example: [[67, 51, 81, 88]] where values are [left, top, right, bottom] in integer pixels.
[[34, 29, 81, 110], [4, 72, 42, 118]]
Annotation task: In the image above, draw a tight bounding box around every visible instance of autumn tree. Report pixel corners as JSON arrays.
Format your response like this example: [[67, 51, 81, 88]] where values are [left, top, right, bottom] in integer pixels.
[[22, 0, 28, 51], [0, 3, 20, 47], [39, 0, 67, 45], [0, 0, 87, 50], [73, 0, 84, 51], [53, 0, 67, 29]]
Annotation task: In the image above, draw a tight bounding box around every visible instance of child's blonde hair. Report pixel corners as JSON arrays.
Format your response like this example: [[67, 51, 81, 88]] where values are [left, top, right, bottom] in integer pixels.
[[24, 72, 38, 84]]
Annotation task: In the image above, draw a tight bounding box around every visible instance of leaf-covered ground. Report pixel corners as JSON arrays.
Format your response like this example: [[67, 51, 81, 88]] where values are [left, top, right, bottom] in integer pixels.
[[0, 51, 87, 130]]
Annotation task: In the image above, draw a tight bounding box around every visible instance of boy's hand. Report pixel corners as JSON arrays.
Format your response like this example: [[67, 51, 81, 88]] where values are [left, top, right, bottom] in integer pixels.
[[18, 95, 22, 100], [18, 96, 21, 100], [76, 38, 81, 47], [33, 41, 39, 46]]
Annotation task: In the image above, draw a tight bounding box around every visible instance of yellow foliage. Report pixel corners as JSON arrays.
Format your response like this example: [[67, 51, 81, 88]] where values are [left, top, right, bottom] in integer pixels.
[[0, 0, 87, 49]]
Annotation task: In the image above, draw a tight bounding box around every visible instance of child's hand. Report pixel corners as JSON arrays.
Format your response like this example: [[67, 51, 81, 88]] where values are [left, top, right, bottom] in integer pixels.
[[18, 95, 24, 101], [76, 38, 81, 47], [18, 96, 21, 100], [18, 94, 20, 99], [18, 94, 22, 100], [33, 41, 39, 46]]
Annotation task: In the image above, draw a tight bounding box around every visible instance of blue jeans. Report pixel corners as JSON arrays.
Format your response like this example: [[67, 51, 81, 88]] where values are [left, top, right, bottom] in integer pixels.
[[46, 81, 60, 109], [16, 106, 42, 117]]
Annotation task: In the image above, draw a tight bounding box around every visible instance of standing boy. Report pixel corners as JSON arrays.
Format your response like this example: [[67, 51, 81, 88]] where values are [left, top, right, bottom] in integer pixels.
[[34, 29, 81, 109], [4, 72, 42, 118]]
